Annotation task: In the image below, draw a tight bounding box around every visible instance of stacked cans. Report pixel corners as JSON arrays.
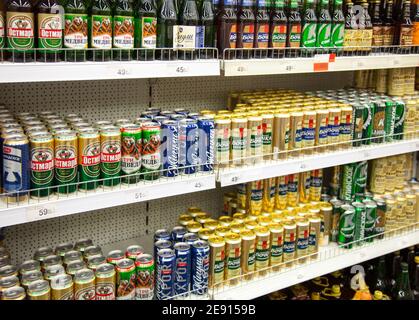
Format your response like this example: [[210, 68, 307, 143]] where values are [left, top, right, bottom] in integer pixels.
[[154, 226, 210, 300]]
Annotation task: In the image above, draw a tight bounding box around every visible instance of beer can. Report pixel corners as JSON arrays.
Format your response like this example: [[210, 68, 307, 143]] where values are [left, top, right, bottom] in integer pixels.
[[0, 276, 20, 296], [223, 192, 236, 215], [309, 169, 322, 201], [339, 106, 353, 149], [255, 226, 270, 277], [171, 226, 187, 244], [116, 258, 136, 300], [120, 124, 142, 184], [214, 117, 230, 169], [78, 129, 100, 191], [373, 197, 386, 239], [224, 233, 241, 286], [275, 175, 288, 210], [375, 69, 388, 93], [340, 161, 368, 201], [328, 108, 341, 150], [63, 250, 83, 267], [240, 229, 256, 281], [3, 134, 30, 202], [42, 255, 62, 270], [262, 113, 273, 160], [283, 221, 296, 267], [393, 101, 405, 140], [140, 122, 161, 180], [197, 117, 215, 172], [272, 113, 290, 160], [308, 215, 321, 260], [134, 254, 154, 300], [298, 171, 311, 204], [218, 215, 233, 227], [330, 199, 344, 243], [173, 242, 191, 297], [319, 204, 332, 246], [106, 250, 125, 266], [361, 103, 373, 145], [247, 116, 263, 164], [215, 226, 231, 237], [338, 204, 356, 249], [287, 174, 299, 207], [230, 117, 248, 166], [19, 260, 41, 277], [384, 100, 396, 142], [395, 196, 407, 228], [87, 256, 106, 271], [161, 120, 179, 177], [289, 112, 303, 157], [295, 218, 309, 264], [363, 200, 377, 242], [74, 268, 96, 300], [371, 102, 385, 144], [208, 236, 225, 289], [269, 223, 283, 272], [179, 118, 199, 175], [262, 178, 276, 213], [247, 180, 263, 215], [315, 110, 329, 153], [405, 193, 416, 226], [351, 104, 364, 147], [183, 233, 199, 245], [21, 270, 43, 290], [1, 286, 26, 300], [236, 183, 247, 210], [66, 260, 85, 277], [302, 111, 316, 155], [50, 274, 74, 300], [94, 263, 116, 300], [353, 201, 367, 246], [54, 130, 78, 194], [44, 265, 65, 281], [191, 240, 209, 296], [100, 126, 121, 187]]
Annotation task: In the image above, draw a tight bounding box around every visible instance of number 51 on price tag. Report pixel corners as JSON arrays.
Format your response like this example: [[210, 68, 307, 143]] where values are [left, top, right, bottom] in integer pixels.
[[26, 205, 56, 222]]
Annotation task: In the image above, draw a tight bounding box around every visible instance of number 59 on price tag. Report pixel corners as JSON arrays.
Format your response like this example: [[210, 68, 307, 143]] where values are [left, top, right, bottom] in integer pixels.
[[26, 205, 56, 222]]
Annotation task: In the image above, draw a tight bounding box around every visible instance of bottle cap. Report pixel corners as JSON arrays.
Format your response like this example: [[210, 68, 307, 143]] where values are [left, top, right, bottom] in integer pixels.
[[332, 284, 341, 294], [414, 256, 419, 264], [374, 290, 383, 300]]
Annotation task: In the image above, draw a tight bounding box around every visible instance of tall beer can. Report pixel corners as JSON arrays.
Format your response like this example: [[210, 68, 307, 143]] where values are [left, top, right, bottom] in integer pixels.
[[272, 113, 290, 160], [230, 117, 248, 166], [275, 175, 288, 210], [255, 226, 270, 277], [262, 178, 276, 213], [240, 229, 256, 281], [302, 111, 316, 155], [298, 171, 311, 203], [247, 116, 263, 165], [315, 110, 329, 153], [78, 129, 100, 191], [214, 117, 231, 169], [208, 236, 225, 289], [100, 126, 121, 187], [224, 233, 241, 286], [289, 112, 303, 157], [269, 223, 284, 272], [262, 113, 273, 160]]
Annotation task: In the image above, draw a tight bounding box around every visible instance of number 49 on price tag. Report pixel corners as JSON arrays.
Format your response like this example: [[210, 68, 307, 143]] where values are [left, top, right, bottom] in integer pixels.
[[26, 205, 56, 222]]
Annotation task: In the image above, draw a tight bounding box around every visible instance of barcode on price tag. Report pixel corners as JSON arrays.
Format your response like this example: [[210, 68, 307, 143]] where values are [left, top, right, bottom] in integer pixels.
[[26, 205, 56, 222]]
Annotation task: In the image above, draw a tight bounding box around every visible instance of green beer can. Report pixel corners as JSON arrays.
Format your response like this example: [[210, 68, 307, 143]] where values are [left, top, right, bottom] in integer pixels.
[[100, 126, 121, 187], [54, 130, 78, 194], [352, 201, 366, 246], [352, 104, 364, 147], [393, 101, 406, 140], [330, 199, 344, 243], [371, 102, 385, 144], [362, 200, 377, 243], [339, 164, 354, 202], [353, 161, 368, 196], [361, 103, 373, 145], [140, 122, 161, 181], [384, 100, 396, 142], [78, 129, 100, 191], [30, 133, 54, 198], [337, 204, 356, 249], [121, 124, 142, 184], [373, 197, 386, 240]]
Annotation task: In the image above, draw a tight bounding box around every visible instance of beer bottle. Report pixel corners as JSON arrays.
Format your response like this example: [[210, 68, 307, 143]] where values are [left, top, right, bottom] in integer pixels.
[[63, 0, 88, 62], [90, 0, 113, 61], [343, 0, 356, 55], [134, 0, 157, 60], [316, 0, 332, 49], [237, 0, 256, 58], [360, 0, 373, 55], [390, 250, 401, 296], [395, 262, 414, 300], [301, 0, 317, 56], [216, 0, 237, 58], [176, 0, 200, 60], [200, 0, 216, 58], [383, 0, 395, 45], [6, 0, 35, 62], [254, 0, 270, 57], [407, 246, 416, 284], [286, 0, 302, 56], [370, 0, 384, 48], [395, 0, 413, 48], [157, 0, 177, 59], [269, 0, 287, 57], [371, 256, 390, 295], [0, 0, 5, 59], [413, 0, 419, 46], [414, 256, 419, 300], [331, 0, 344, 49], [112, 0, 134, 61]]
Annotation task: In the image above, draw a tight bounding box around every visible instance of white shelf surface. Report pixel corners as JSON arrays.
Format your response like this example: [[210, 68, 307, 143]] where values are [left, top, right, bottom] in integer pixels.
[[0, 173, 216, 228], [218, 139, 419, 186], [213, 228, 419, 300], [222, 54, 419, 76], [0, 59, 221, 83]]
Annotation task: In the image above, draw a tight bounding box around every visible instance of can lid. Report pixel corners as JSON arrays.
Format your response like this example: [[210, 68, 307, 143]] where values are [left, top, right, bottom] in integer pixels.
[[255, 226, 270, 236], [43, 255, 62, 267], [0, 275, 19, 288], [28, 279, 50, 294], [19, 260, 40, 274], [50, 274, 73, 289], [116, 258, 135, 269], [67, 260, 86, 272], [95, 263, 116, 276], [84, 245, 102, 257], [208, 235, 226, 247], [192, 239, 209, 249], [0, 265, 18, 277], [107, 250, 125, 260], [352, 202, 366, 208], [74, 268, 95, 282], [269, 222, 283, 232], [45, 265, 65, 278], [174, 242, 191, 251], [135, 253, 153, 265], [75, 239, 93, 251], [157, 248, 175, 258], [64, 250, 82, 262], [225, 232, 242, 244], [21, 270, 43, 284], [3, 286, 25, 299], [87, 255, 106, 266], [126, 245, 144, 256]]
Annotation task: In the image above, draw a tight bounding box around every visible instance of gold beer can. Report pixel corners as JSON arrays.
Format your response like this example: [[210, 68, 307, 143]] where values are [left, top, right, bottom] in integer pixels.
[[308, 215, 321, 260], [254, 226, 271, 277], [240, 229, 256, 281], [1, 286, 26, 300], [218, 216, 233, 227], [51, 274, 74, 300], [198, 228, 215, 240], [195, 212, 209, 224], [275, 175, 288, 210], [247, 116, 263, 164], [224, 232, 242, 286], [283, 221, 296, 267], [339, 106, 353, 149], [328, 108, 341, 151], [289, 112, 303, 157], [236, 183, 247, 210], [214, 117, 231, 169], [215, 226, 231, 237], [262, 177, 276, 213], [296, 218, 310, 264], [302, 111, 316, 155], [178, 214, 194, 226], [28, 279, 50, 300], [272, 113, 290, 160], [309, 169, 323, 201], [298, 171, 311, 204], [405, 193, 417, 226], [269, 223, 284, 272], [230, 117, 248, 166], [247, 180, 263, 215], [287, 174, 299, 207], [319, 204, 332, 246], [208, 236, 226, 289], [261, 113, 274, 160]]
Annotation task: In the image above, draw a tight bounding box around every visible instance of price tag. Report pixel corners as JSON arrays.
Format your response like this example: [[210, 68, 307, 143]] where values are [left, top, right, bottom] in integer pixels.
[[285, 65, 295, 72], [26, 205, 56, 222], [132, 191, 149, 202], [237, 66, 247, 72], [116, 68, 131, 76], [230, 175, 240, 184]]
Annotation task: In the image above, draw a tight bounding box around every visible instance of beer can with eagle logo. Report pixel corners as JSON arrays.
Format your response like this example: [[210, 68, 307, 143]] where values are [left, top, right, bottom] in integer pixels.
[[78, 128, 100, 191], [30, 133, 54, 198], [120, 124, 142, 184], [100, 126, 121, 187]]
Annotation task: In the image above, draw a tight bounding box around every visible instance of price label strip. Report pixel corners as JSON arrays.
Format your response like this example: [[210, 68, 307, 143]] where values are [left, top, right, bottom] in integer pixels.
[[26, 205, 56, 222]]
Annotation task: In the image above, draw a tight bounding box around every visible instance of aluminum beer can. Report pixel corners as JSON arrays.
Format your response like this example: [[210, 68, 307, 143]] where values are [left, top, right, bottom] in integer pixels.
[[153, 116, 169, 125], [171, 226, 187, 244], [352, 104, 364, 147], [140, 121, 161, 180], [156, 249, 175, 300], [393, 101, 405, 140], [230, 117, 248, 166], [262, 113, 274, 160], [224, 232, 242, 285], [362, 103, 373, 145], [78, 129, 100, 191], [100, 126, 121, 187], [289, 112, 303, 157], [154, 229, 172, 242], [283, 221, 296, 267], [338, 204, 356, 249], [384, 100, 396, 142], [54, 130, 78, 194], [275, 175, 288, 210], [287, 174, 299, 207], [330, 199, 344, 243], [182, 233, 199, 245], [135, 254, 154, 300], [302, 111, 316, 155], [154, 240, 172, 262], [309, 169, 322, 201], [179, 119, 199, 175], [214, 117, 231, 168], [120, 124, 142, 184], [161, 120, 179, 177], [170, 114, 187, 122], [197, 117, 215, 172], [328, 108, 341, 150], [95, 263, 116, 300], [208, 235, 225, 289], [371, 102, 385, 144], [240, 229, 256, 281], [363, 200, 377, 242], [247, 116, 263, 164], [191, 240, 210, 296], [339, 106, 353, 148], [373, 197, 386, 239], [315, 110, 329, 152], [173, 242, 191, 297]]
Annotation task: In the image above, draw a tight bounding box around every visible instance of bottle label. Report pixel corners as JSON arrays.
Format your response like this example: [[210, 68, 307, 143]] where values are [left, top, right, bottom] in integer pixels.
[[113, 15, 134, 49], [399, 26, 413, 45], [343, 28, 357, 48], [64, 13, 88, 49], [414, 22, 419, 45], [288, 24, 301, 47], [196, 25, 205, 48], [361, 29, 372, 47], [0, 12, 4, 48], [229, 23, 237, 49], [38, 13, 63, 49], [136, 17, 157, 49], [91, 15, 112, 49], [173, 25, 196, 49], [6, 12, 34, 49], [331, 23, 344, 47], [301, 22, 317, 47], [316, 23, 331, 47], [271, 24, 287, 48], [372, 26, 384, 46], [241, 24, 254, 48], [256, 24, 269, 48], [382, 26, 394, 46]]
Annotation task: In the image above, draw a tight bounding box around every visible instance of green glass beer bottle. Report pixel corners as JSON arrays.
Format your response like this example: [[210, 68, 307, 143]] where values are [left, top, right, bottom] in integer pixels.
[[269, 0, 288, 58], [134, 0, 157, 60], [301, 0, 317, 56], [64, 0, 88, 62], [113, 0, 134, 61], [395, 262, 414, 300], [90, 0, 113, 61], [331, 0, 344, 51], [316, 0, 331, 51], [156, 0, 178, 59], [200, 0, 216, 58]]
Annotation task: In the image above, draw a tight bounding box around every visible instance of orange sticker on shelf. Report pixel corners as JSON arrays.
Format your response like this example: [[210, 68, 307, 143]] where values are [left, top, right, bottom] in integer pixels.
[[313, 62, 329, 72]]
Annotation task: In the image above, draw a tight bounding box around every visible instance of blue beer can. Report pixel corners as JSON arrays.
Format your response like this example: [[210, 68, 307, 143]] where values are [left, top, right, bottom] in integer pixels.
[[197, 117, 215, 172], [155, 229, 171, 241], [154, 239, 172, 261], [170, 114, 187, 122], [174, 108, 189, 116], [191, 240, 210, 296], [188, 112, 201, 120], [179, 119, 198, 175], [156, 248, 176, 300], [161, 120, 179, 177], [153, 116, 169, 125], [182, 233, 199, 245], [159, 110, 174, 117], [173, 242, 191, 297], [171, 226, 187, 243]]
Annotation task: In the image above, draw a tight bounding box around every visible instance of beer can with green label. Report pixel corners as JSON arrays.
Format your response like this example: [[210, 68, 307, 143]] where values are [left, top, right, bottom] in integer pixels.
[[371, 102, 385, 143], [140, 122, 161, 181], [30, 133, 54, 198], [78, 129, 100, 191], [339, 161, 368, 202], [384, 100, 396, 142], [352, 104, 364, 147], [338, 204, 355, 249], [362, 200, 377, 243], [54, 130, 78, 194], [120, 124, 142, 184], [100, 126, 121, 187], [394, 101, 406, 140], [353, 201, 366, 246], [362, 103, 373, 145]]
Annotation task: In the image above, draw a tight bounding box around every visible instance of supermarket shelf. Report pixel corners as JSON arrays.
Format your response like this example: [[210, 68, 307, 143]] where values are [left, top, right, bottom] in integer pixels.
[[0, 173, 216, 228], [213, 228, 419, 300], [218, 139, 419, 187], [0, 59, 221, 83], [221, 54, 419, 76]]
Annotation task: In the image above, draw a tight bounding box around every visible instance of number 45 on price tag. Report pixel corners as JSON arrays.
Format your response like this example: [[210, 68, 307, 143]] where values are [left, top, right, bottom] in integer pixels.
[[26, 205, 56, 222]]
